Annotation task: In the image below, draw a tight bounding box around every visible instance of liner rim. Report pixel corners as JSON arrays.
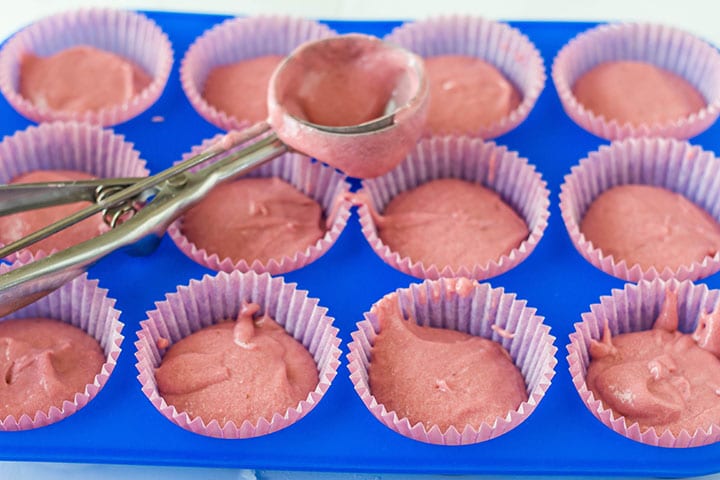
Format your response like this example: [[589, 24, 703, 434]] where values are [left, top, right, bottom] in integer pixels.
[[134, 269, 342, 439], [566, 278, 720, 447], [384, 14, 547, 139], [558, 137, 720, 282], [0, 7, 174, 127], [0, 263, 124, 431], [346, 277, 557, 445], [551, 22, 720, 140], [179, 15, 337, 132], [358, 135, 550, 281], [166, 133, 352, 276]]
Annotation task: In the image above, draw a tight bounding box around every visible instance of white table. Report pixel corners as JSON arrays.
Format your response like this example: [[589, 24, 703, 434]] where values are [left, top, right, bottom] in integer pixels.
[[1, 0, 719, 45]]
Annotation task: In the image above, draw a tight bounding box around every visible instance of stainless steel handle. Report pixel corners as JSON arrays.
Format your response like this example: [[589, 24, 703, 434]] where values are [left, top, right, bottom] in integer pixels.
[[0, 127, 287, 317], [0, 123, 274, 260]]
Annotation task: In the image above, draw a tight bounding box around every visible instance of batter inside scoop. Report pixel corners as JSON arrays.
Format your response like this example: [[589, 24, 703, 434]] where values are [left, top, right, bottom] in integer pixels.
[[368, 294, 527, 430], [155, 301, 319, 426], [274, 35, 420, 128], [424, 55, 521, 134], [0, 317, 104, 419], [180, 177, 326, 265], [587, 289, 720, 435], [367, 178, 529, 270], [267, 34, 429, 180], [580, 184, 720, 271], [19, 45, 151, 113], [572, 60, 706, 126]]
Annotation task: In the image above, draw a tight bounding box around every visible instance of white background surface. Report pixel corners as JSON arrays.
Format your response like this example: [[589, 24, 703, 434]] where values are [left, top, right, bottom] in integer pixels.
[[1, 0, 720, 478], [1, 0, 720, 44]]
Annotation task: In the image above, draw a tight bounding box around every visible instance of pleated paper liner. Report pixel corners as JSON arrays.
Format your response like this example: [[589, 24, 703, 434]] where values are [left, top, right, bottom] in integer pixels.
[[559, 137, 720, 282], [567, 279, 720, 447], [167, 133, 352, 275], [135, 270, 341, 439], [347, 277, 557, 445], [0, 261, 123, 431], [356, 135, 549, 280], [552, 22, 720, 140], [384, 15, 546, 139], [0, 8, 173, 126], [0, 121, 149, 262]]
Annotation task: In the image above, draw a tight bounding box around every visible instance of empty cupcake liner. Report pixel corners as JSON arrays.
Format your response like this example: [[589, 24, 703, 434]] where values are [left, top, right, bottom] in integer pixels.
[[356, 135, 550, 280], [135, 269, 341, 439], [559, 137, 720, 282], [567, 278, 720, 447], [347, 277, 557, 445], [552, 22, 720, 140], [0, 121, 149, 262], [167, 133, 352, 275], [0, 261, 123, 431], [180, 15, 336, 131], [0, 8, 173, 127], [384, 15, 546, 139]]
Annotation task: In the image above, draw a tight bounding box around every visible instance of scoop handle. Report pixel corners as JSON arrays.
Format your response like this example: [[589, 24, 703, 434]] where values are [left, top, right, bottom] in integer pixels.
[[0, 131, 287, 318]]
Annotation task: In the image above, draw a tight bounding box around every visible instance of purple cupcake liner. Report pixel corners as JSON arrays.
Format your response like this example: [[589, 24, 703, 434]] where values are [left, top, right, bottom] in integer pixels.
[[135, 269, 341, 439], [0, 121, 150, 262], [347, 277, 557, 445], [559, 137, 720, 282], [356, 135, 550, 280], [384, 15, 546, 139], [0, 8, 173, 127], [180, 15, 336, 131], [567, 279, 720, 447], [552, 22, 720, 140], [167, 133, 352, 275], [0, 261, 123, 431]]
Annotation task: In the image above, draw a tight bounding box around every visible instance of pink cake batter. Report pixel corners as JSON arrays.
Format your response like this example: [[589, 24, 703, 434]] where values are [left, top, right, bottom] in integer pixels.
[[580, 184, 720, 271], [0, 170, 108, 255], [572, 60, 706, 126], [368, 294, 527, 430], [587, 290, 720, 435], [268, 34, 429, 179], [202, 55, 284, 124], [275, 38, 409, 128], [0, 317, 104, 419], [369, 178, 529, 269], [20, 45, 151, 114], [424, 55, 521, 134], [180, 177, 325, 264], [155, 302, 319, 426]]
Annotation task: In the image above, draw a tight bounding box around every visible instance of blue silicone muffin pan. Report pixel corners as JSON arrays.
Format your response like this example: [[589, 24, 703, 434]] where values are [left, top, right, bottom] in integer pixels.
[[0, 11, 719, 477]]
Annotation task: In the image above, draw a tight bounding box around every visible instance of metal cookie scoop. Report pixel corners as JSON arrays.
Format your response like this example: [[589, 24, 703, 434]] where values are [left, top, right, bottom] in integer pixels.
[[268, 33, 429, 178], [0, 34, 429, 317]]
